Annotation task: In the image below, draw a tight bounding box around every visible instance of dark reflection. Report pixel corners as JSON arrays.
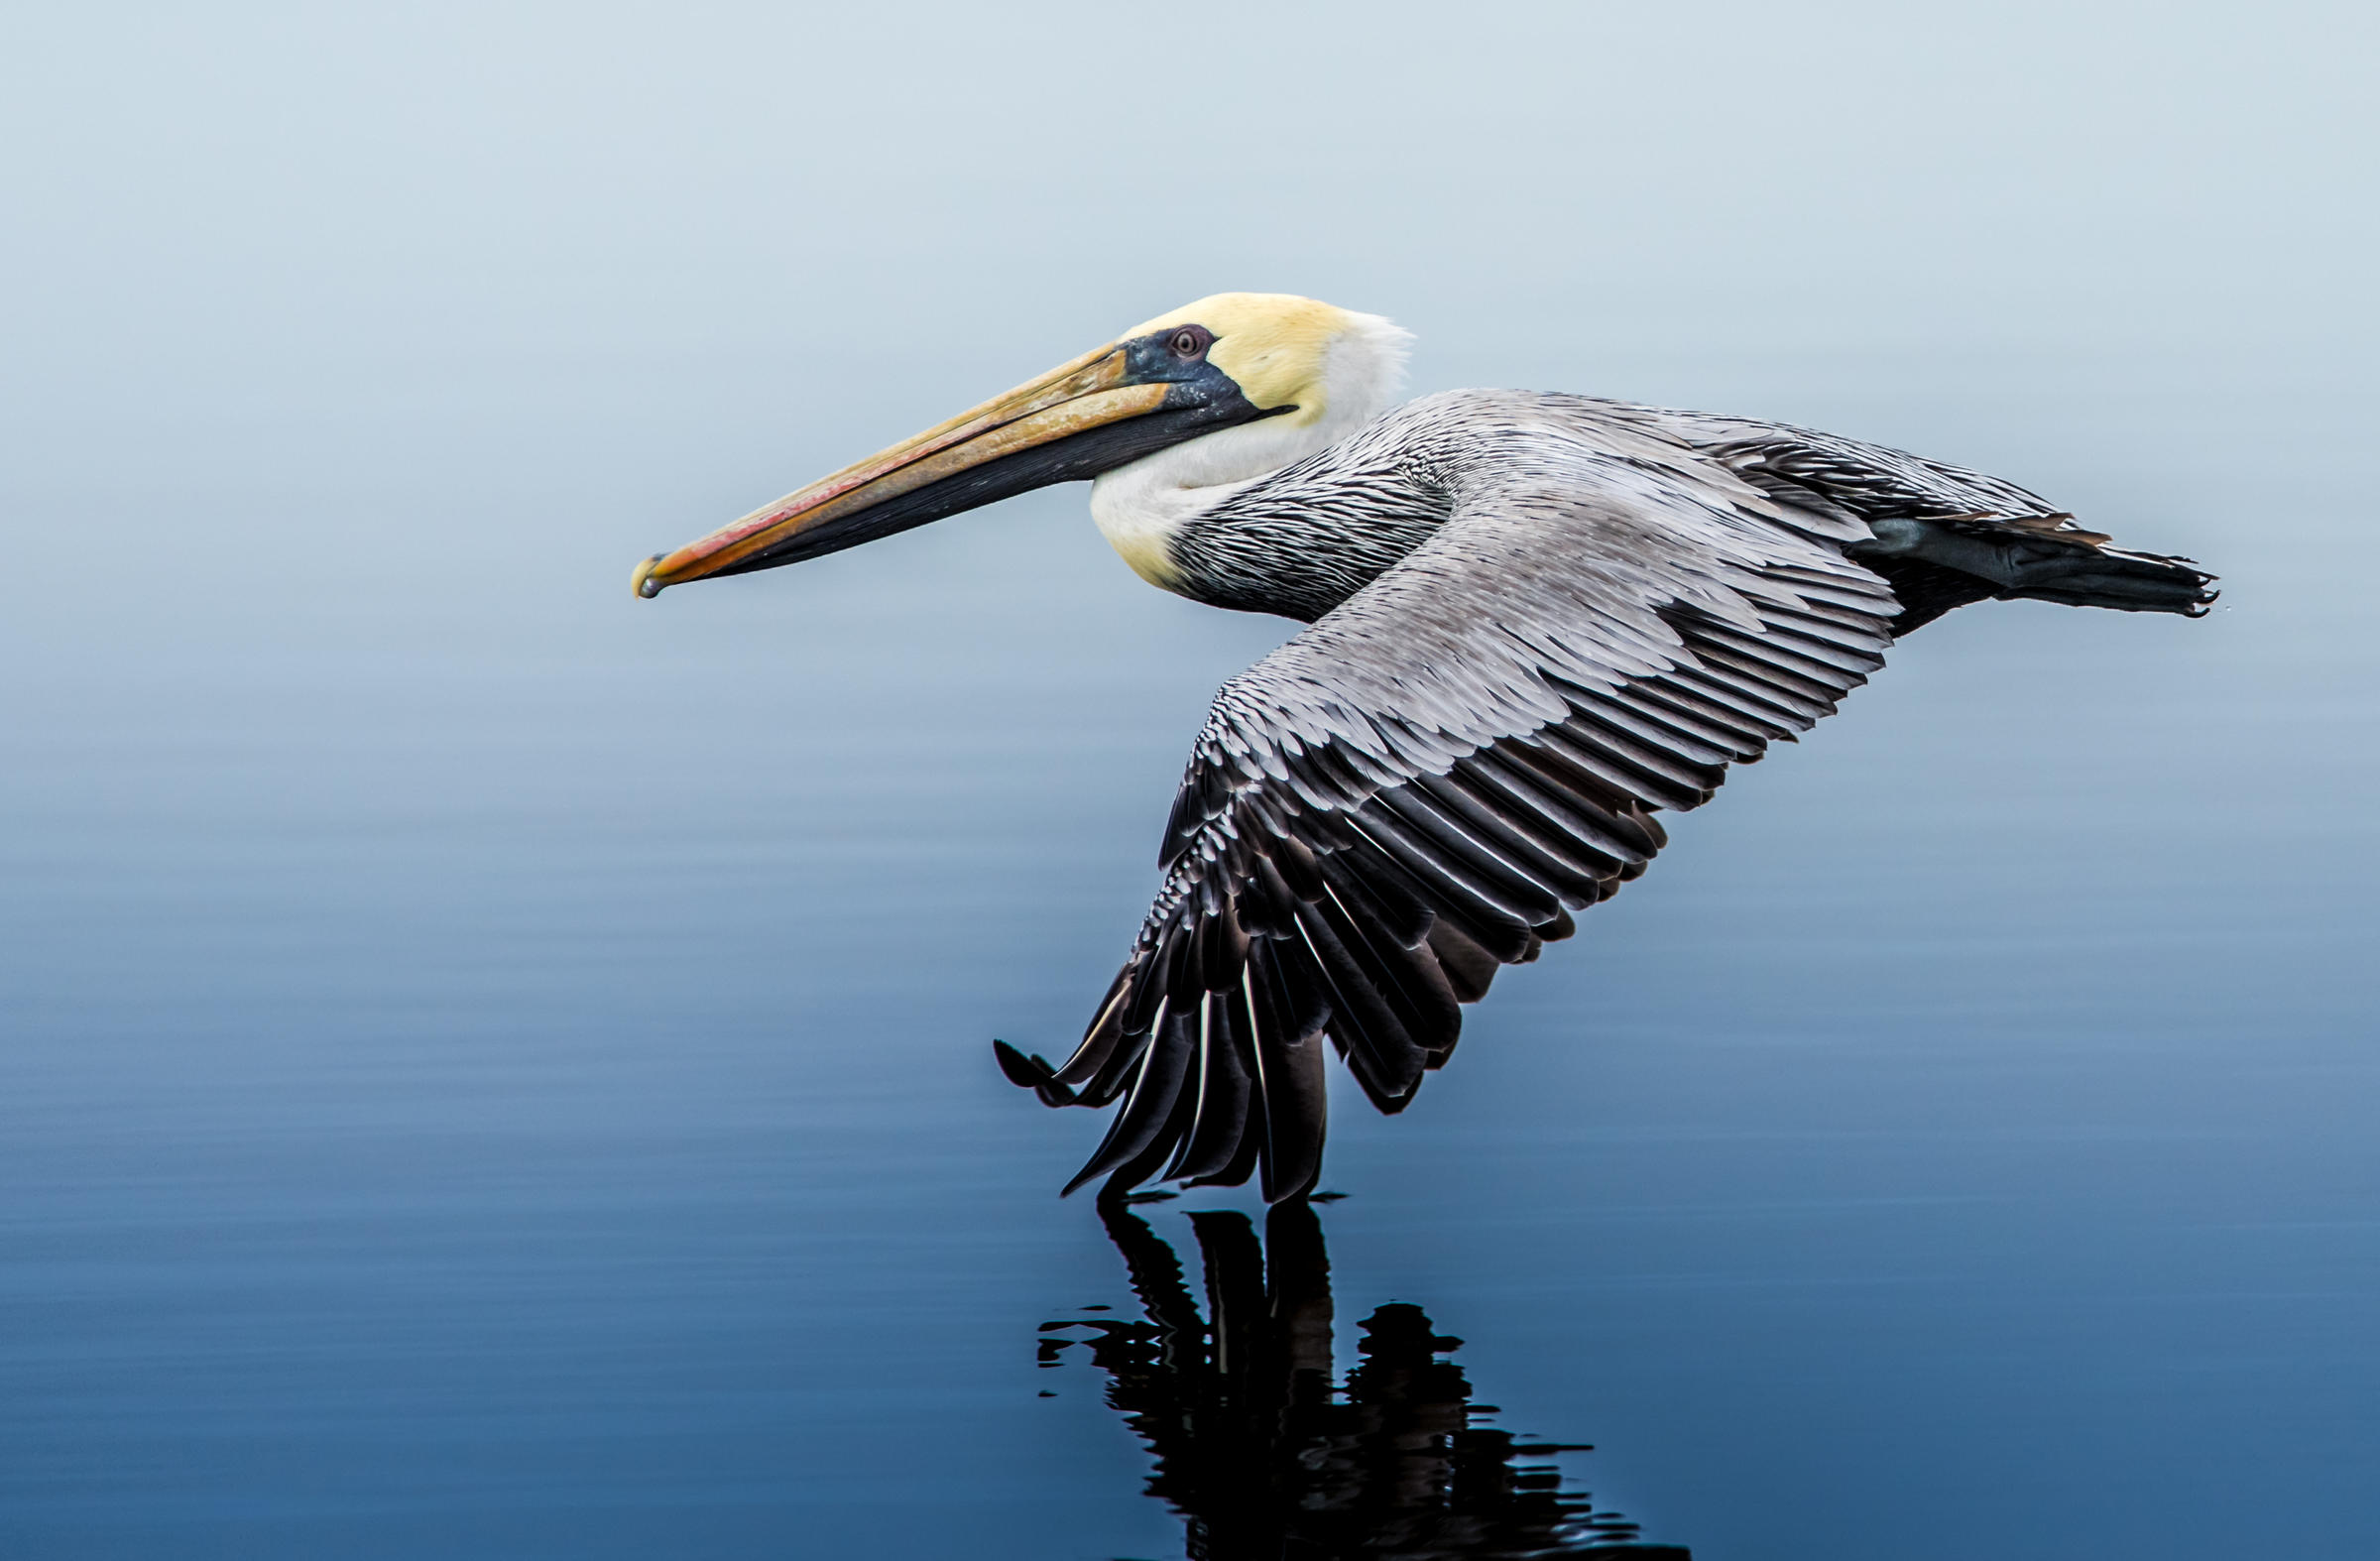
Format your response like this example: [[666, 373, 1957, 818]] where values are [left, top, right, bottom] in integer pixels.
[[1043, 1200, 1687, 1559]]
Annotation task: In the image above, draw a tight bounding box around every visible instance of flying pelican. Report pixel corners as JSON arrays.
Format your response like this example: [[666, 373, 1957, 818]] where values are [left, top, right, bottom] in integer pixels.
[[633, 294, 2215, 1204]]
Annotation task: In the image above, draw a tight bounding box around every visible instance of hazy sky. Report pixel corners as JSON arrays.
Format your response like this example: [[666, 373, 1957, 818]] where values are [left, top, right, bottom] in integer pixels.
[[6, 3, 2370, 437], [5, 2, 2369, 654]]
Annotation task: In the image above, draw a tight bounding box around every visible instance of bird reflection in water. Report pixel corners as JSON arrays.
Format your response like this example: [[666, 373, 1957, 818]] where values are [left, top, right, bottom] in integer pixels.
[[1042, 1200, 1686, 1559]]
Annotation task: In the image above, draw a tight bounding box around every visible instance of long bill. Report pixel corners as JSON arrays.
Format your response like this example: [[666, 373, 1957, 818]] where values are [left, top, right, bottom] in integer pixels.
[[632, 340, 1170, 598]]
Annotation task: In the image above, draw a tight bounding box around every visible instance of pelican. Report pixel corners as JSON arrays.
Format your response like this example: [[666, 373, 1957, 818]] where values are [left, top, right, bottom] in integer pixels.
[[633, 294, 2215, 1203]]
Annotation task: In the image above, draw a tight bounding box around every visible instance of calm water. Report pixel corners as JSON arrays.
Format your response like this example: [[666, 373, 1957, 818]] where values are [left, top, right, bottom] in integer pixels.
[[5, 358, 2373, 1558], [5, 8, 2376, 1557]]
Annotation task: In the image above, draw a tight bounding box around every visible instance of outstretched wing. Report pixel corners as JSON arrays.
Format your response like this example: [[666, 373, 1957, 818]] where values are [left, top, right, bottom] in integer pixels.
[[998, 397, 1902, 1200]]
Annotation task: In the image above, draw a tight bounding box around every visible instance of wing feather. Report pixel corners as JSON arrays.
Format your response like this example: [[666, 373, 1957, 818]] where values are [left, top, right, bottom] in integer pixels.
[[1008, 392, 1910, 1200]]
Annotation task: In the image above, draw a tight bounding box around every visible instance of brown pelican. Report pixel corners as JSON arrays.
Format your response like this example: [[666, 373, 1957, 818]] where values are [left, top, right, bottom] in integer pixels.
[[633, 294, 2215, 1203]]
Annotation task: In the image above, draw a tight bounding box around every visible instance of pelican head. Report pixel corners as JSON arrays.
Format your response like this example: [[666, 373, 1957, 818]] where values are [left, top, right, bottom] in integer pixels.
[[632, 294, 1409, 598]]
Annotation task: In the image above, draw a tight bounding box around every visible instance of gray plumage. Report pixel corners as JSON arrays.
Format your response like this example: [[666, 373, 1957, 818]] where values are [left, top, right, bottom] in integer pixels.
[[993, 391, 2214, 1202]]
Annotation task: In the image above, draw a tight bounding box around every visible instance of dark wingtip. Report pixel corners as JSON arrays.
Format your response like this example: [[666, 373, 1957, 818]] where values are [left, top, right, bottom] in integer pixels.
[[992, 1038, 1047, 1088], [1262, 1170, 1323, 1205], [993, 1039, 1078, 1105]]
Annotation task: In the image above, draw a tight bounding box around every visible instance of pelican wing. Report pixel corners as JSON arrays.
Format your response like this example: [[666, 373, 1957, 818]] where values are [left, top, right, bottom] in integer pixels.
[[994, 397, 1909, 1201]]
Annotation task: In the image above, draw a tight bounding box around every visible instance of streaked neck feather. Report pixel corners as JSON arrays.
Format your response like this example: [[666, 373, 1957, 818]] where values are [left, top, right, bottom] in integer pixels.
[[1090, 311, 1410, 591]]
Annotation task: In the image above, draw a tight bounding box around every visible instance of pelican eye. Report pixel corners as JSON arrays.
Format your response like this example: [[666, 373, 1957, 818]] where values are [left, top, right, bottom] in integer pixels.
[[1167, 326, 1210, 360]]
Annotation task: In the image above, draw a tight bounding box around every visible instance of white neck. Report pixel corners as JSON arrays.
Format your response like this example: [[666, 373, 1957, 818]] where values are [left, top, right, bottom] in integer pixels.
[[1089, 312, 1411, 590]]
